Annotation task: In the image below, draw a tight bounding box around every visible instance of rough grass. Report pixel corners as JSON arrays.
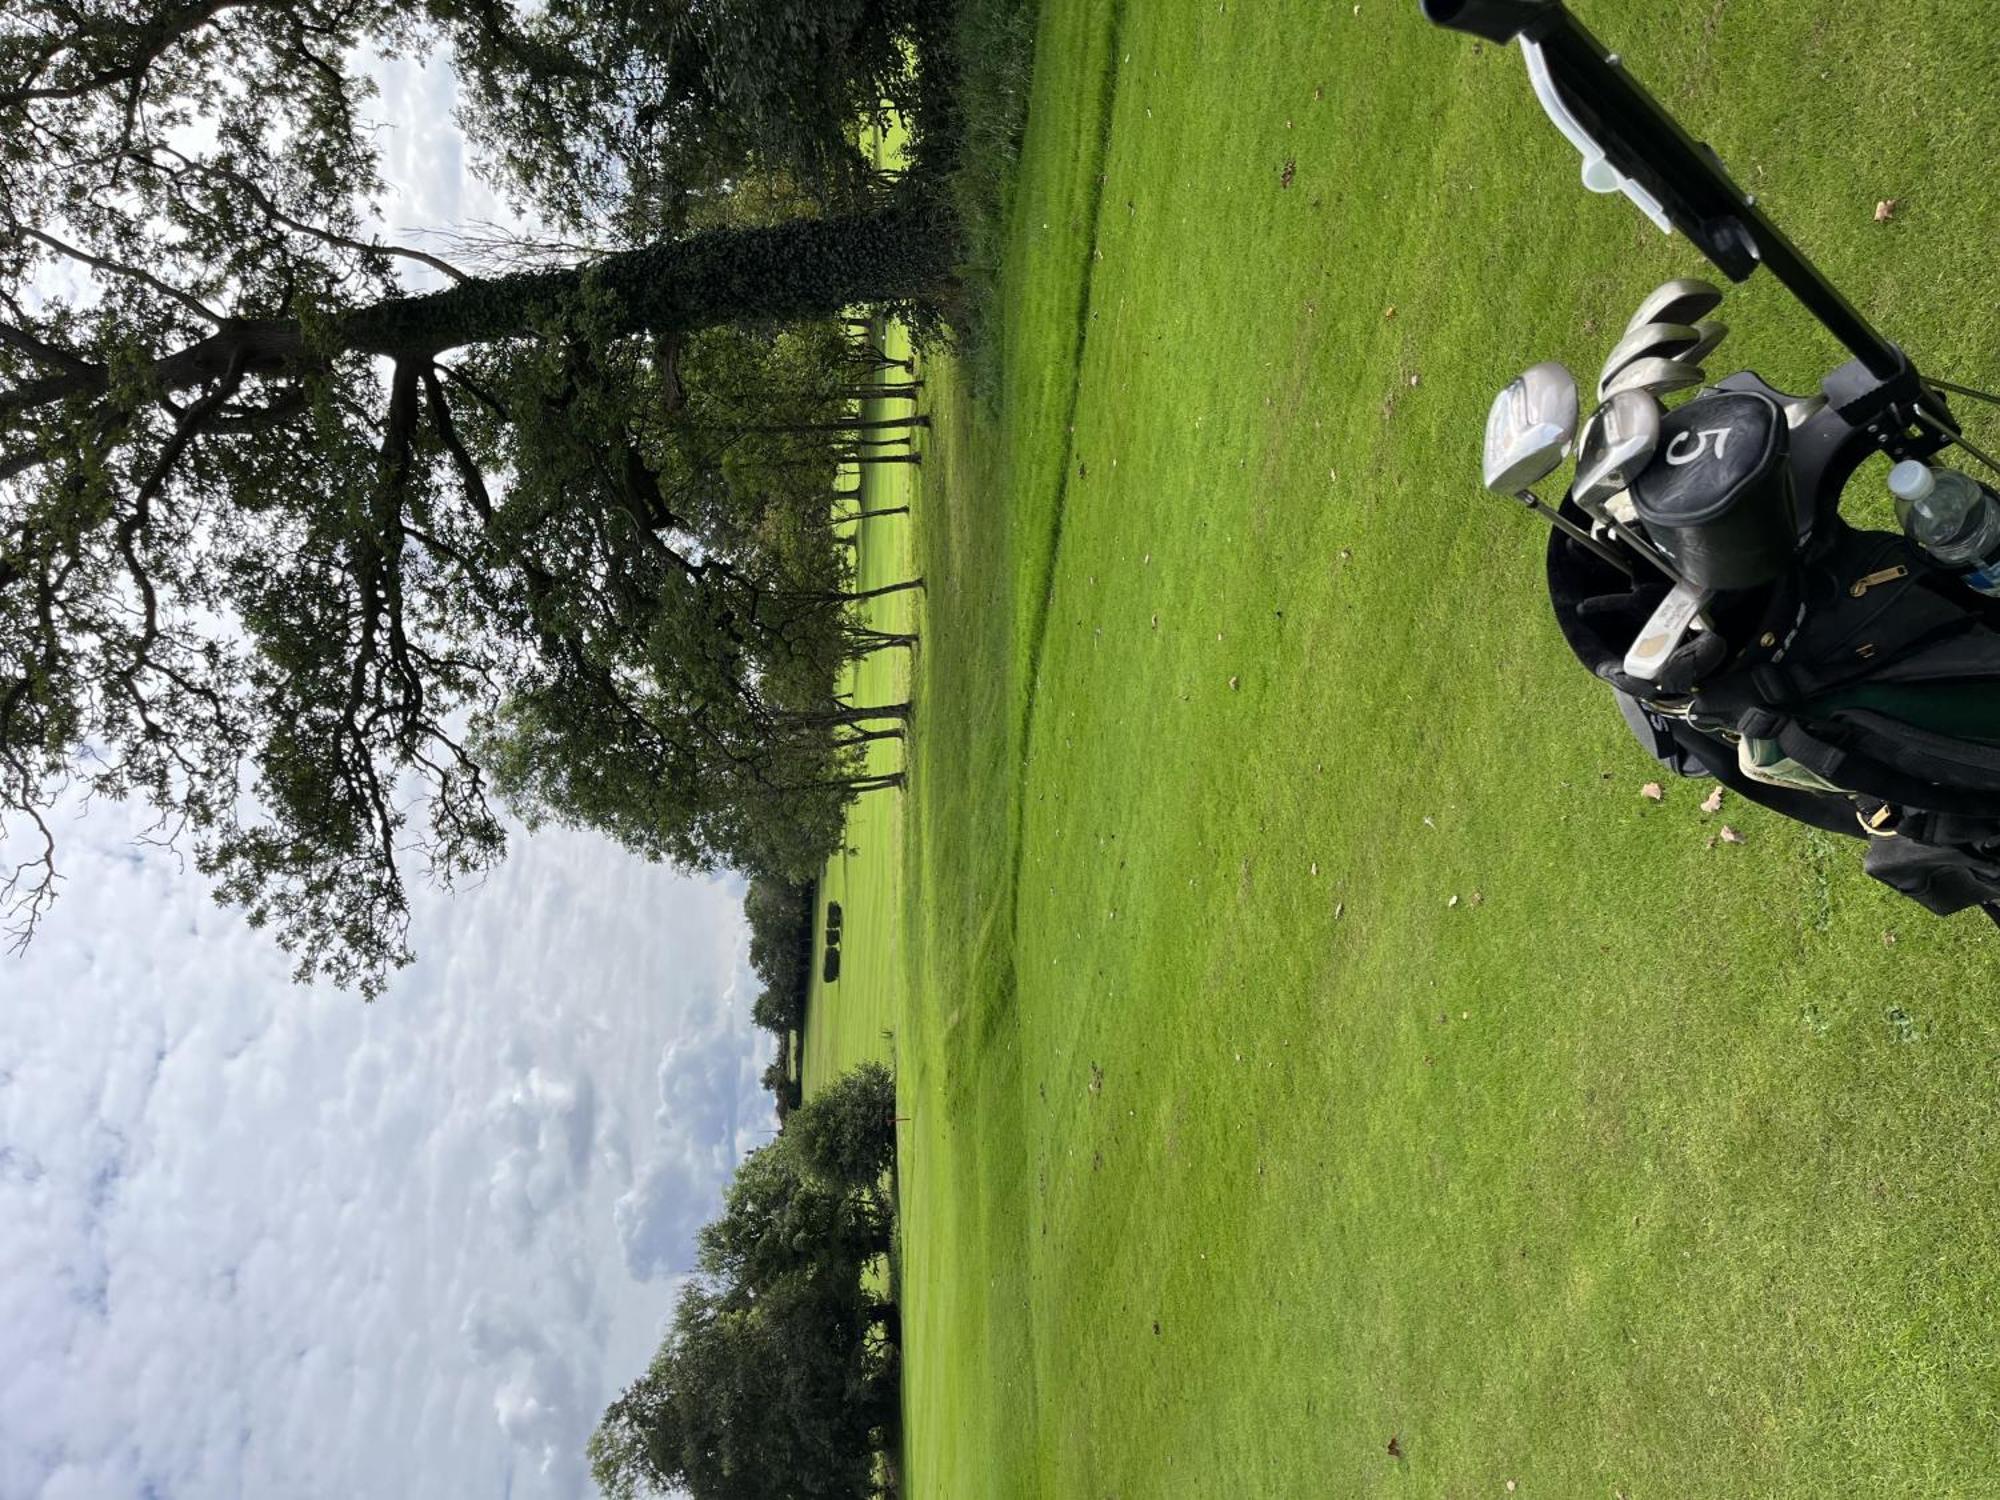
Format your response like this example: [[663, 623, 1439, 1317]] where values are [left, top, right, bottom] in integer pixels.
[[818, 2, 2000, 1495]]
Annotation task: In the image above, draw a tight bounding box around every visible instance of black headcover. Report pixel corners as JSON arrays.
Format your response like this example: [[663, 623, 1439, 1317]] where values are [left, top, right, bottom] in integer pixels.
[[1631, 390, 1797, 590]]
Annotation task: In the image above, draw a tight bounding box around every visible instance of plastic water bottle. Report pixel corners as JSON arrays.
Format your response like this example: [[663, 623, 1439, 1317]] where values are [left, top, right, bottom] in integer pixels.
[[1888, 460, 2000, 597]]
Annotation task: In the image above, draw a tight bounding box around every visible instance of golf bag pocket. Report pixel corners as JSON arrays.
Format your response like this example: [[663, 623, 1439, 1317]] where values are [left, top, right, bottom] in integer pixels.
[[1863, 836, 2000, 916]]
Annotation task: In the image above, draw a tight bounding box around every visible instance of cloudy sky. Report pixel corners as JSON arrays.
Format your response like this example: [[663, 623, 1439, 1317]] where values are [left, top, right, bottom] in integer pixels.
[[0, 47, 773, 1500]]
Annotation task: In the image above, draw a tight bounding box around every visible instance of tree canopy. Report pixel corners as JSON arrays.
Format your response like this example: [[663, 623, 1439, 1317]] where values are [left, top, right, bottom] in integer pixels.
[[0, 1, 949, 992], [589, 1069, 904, 1500]]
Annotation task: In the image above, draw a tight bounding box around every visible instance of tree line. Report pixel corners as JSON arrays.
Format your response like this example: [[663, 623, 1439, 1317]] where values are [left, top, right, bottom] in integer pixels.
[[589, 1062, 903, 1499]]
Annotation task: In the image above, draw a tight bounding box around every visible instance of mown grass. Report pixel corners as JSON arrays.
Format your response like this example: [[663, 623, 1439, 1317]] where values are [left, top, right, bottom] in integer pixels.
[[798, 333, 919, 1095], [813, 1, 2000, 1495]]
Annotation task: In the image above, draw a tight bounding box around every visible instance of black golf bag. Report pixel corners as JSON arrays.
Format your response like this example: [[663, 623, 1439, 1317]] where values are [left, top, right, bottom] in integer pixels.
[[1546, 381, 2000, 921], [1423, 0, 2000, 922]]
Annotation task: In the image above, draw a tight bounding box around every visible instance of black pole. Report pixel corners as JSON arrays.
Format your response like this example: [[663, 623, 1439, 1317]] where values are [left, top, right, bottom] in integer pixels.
[[1422, 1, 1904, 380]]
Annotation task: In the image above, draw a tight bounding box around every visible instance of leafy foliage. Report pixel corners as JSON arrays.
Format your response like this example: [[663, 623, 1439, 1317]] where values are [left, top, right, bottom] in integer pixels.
[[0, 1, 946, 993], [590, 1070, 902, 1500], [787, 1061, 897, 1192]]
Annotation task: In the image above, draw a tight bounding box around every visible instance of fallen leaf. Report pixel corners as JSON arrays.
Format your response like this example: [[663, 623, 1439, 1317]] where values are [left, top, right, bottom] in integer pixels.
[[1383, 305, 1397, 321], [1875, 198, 1898, 222], [1469, 890, 1484, 907], [1228, 675, 1240, 691], [1883, 930, 1898, 947], [1447, 894, 1460, 908], [1506, 1482, 1517, 1493], [1641, 782, 1664, 801], [1309, 862, 1319, 876], [1386, 1435, 1403, 1459], [1280, 158, 1296, 189], [1720, 825, 1745, 844], [1408, 372, 1421, 388], [1701, 786, 1725, 815]]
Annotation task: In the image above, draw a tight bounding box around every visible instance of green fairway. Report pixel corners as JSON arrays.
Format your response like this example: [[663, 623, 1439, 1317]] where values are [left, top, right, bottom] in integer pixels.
[[799, 314, 919, 1094], [816, 2, 2000, 1494]]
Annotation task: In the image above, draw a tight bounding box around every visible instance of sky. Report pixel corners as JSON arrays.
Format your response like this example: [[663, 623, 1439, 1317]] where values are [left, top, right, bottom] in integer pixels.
[[0, 45, 774, 1500]]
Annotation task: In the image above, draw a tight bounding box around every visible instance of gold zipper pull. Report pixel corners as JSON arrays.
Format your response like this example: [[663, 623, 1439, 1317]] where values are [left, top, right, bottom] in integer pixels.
[[1849, 565, 1909, 597]]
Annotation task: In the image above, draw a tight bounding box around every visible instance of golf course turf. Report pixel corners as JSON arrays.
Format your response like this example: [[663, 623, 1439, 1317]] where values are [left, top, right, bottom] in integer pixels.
[[808, 3, 2000, 1493]]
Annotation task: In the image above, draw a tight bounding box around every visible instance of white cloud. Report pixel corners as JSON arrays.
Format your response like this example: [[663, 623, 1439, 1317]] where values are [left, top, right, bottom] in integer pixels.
[[0, 791, 774, 1500]]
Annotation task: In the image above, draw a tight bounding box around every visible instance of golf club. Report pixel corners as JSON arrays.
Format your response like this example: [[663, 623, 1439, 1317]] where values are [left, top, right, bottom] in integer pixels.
[[1575, 392, 1710, 617], [1679, 317, 1729, 367], [1623, 579, 1711, 683], [1626, 276, 1725, 333], [1482, 363, 1634, 577], [1602, 356, 1705, 401], [1598, 321, 1700, 399], [1572, 391, 1661, 520]]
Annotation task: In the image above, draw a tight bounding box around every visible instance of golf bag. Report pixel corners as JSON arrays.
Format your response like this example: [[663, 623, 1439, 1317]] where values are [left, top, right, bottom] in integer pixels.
[[1422, 0, 2000, 922], [1549, 481, 2000, 920]]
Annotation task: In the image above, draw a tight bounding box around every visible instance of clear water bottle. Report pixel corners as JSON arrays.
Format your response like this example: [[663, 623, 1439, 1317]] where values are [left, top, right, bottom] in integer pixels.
[[1888, 459, 2000, 597]]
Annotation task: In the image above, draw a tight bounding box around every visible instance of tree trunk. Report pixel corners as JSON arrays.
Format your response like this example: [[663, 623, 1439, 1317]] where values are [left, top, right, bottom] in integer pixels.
[[852, 505, 909, 519], [836, 578, 923, 602], [13, 201, 956, 413], [867, 1303, 902, 1347]]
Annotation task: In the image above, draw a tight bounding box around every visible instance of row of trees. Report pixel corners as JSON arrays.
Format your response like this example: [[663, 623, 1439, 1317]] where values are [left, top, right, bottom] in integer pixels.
[[590, 1062, 903, 1499], [1, 0, 945, 994]]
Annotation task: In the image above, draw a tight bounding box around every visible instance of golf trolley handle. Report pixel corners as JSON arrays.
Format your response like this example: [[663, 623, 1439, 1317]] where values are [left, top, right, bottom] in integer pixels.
[[1421, 0, 1904, 381]]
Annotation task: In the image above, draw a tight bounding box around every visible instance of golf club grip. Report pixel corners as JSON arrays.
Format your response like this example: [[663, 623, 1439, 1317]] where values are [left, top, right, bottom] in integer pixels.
[[1418, 0, 1557, 42]]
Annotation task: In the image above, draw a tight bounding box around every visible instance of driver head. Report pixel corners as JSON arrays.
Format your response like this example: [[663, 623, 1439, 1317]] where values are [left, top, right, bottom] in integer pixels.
[[1574, 389, 1663, 520], [1483, 361, 1580, 494]]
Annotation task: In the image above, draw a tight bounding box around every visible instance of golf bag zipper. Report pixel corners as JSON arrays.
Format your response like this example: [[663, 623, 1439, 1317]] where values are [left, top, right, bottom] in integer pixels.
[[1849, 565, 1909, 597]]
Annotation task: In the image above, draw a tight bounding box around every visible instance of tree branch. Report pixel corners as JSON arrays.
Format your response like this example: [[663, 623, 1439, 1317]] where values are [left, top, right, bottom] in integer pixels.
[[19, 226, 225, 324]]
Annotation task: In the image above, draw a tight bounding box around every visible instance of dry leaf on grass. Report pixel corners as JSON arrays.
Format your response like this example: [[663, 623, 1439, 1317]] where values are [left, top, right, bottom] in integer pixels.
[[1701, 786, 1725, 814], [1386, 1435, 1403, 1459], [1641, 782, 1664, 801], [1720, 825, 1745, 844], [1280, 158, 1296, 189], [1875, 198, 1898, 222]]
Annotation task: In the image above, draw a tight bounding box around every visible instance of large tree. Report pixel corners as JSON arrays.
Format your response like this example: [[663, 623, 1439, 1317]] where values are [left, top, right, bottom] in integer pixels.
[[0, 1, 948, 992]]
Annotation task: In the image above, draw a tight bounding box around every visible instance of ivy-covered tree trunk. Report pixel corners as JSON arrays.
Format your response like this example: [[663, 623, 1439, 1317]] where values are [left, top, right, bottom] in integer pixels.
[[8, 202, 958, 414]]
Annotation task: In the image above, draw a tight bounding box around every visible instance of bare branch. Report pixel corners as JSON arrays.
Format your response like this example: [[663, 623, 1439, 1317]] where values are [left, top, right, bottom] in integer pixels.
[[19, 226, 225, 325]]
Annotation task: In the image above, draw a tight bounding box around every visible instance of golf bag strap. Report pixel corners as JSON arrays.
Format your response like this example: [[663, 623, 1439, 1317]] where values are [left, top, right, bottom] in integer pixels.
[[1664, 720, 1861, 839], [1775, 720, 2000, 819]]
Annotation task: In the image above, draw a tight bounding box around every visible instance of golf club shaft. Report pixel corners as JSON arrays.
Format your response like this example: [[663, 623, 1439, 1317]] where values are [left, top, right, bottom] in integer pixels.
[[1515, 490, 1633, 576]]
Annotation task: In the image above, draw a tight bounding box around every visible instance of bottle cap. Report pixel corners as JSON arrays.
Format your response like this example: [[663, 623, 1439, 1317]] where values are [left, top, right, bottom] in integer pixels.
[[1888, 460, 1935, 503]]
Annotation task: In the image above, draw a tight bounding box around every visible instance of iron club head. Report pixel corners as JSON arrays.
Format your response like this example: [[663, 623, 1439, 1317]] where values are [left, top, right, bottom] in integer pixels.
[[1482, 361, 1580, 494], [1599, 321, 1700, 400], [1679, 317, 1729, 366], [1626, 276, 1724, 333], [1573, 390, 1663, 520], [1602, 356, 1705, 401]]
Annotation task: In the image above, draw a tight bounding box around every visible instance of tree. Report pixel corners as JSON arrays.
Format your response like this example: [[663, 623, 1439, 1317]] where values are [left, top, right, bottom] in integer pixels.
[[787, 1061, 898, 1192], [761, 1052, 804, 1119], [588, 1277, 892, 1500], [0, 1, 949, 992], [697, 1140, 891, 1299]]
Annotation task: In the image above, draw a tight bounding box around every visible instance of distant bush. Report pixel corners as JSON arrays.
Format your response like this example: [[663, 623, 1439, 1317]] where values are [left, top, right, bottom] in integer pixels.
[[761, 1052, 804, 1119]]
